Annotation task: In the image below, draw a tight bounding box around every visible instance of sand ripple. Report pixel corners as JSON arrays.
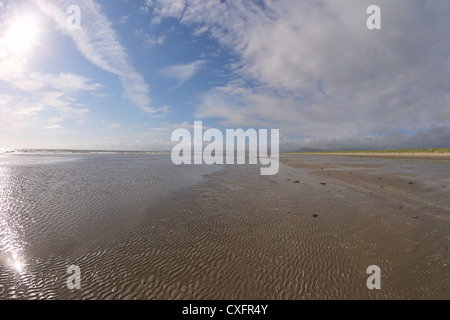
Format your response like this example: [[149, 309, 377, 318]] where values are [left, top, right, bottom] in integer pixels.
[[0, 156, 448, 299]]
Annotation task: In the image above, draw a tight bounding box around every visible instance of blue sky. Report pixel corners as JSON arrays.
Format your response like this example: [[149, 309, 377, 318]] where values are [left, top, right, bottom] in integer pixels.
[[1, 0, 450, 151]]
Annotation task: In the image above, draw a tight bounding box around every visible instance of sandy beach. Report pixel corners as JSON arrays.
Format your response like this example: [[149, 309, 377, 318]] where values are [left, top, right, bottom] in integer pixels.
[[3, 0, 450, 305], [0, 153, 449, 299], [287, 152, 450, 160]]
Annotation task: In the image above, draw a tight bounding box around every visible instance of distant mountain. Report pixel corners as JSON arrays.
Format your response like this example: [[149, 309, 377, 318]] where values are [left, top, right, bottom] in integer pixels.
[[293, 148, 327, 153]]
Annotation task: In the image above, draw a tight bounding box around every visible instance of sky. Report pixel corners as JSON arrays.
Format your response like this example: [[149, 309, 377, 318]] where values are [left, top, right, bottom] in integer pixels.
[[1, 0, 450, 151]]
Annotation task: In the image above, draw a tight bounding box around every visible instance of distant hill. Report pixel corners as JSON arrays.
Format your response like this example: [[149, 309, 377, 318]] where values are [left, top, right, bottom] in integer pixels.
[[293, 148, 327, 153]]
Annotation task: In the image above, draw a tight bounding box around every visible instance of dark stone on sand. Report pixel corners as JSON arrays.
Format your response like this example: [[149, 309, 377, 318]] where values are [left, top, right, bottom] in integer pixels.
[[320, 183, 326, 185], [312, 214, 318, 218], [294, 181, 300, 183], [398, 205, 404, 209], [409, 182, 415, 185], [413, 216, 419, 219]]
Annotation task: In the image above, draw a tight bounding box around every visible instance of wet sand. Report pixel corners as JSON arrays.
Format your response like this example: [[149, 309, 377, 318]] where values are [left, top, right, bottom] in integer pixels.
[[0, 155, 449, 299]]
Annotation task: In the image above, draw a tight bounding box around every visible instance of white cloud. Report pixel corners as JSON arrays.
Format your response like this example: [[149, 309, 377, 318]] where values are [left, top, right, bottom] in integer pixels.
[[0, 16, 93, 131], [148, 128, 170, 132], [118, 14, 131, 24], [135, 29, 165, 47], [150, 0, 450, 148], [38, 91, 90, 119], [0, 52, 29, 82], [108, 123, 122, 129], [13, 73, 101, 93], [139, 6, 150, 15], [163, 121, 212, 131], [192, 26, 208, 37], [150, 0, 185, 24], [35, 0, 166, 117], [161, 60, 206, 86], [141, 105, 170, 118], [139, 0, 153, 15], [0, 90, 90, 132], [44, 125, 63, 130], [0, 5, 101, 124]]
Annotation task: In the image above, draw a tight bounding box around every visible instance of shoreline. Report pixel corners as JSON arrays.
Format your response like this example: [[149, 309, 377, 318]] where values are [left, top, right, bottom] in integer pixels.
[[283, 152, 450, 160]]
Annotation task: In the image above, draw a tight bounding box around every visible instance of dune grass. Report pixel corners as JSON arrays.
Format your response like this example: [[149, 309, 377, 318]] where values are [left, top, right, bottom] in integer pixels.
[[286, 147, 450, 154]]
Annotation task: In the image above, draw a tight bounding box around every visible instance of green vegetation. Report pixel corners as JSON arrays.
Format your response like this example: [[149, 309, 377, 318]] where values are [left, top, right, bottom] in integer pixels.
[[287, 147, 450, 154]]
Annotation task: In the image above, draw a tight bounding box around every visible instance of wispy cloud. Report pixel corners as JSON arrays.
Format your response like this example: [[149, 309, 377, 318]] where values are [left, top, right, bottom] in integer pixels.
[[108, 123, 122, 129], [148, 127, 170, 132], [135, 29, 165, 47], [38, 91, 90, 119], [161, 60, 206, 87], [12, 73, 101, 93], [0, 5, 94, 133], [35, 0, 166, 117], [117, 14, 131, 24], [44, 125, 63, 130], [0, 91, 88, 131], [139, 0, 153, 15], [141, 105, 170, 118]]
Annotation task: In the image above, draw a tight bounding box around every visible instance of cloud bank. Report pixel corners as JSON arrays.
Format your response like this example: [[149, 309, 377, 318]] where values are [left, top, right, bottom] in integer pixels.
[[148, 0, 450, 149]]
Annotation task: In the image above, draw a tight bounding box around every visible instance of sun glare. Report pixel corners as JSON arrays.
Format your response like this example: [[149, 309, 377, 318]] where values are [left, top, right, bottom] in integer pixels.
[[12, 254, 25, 273], [4, 14, 40, 54]]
